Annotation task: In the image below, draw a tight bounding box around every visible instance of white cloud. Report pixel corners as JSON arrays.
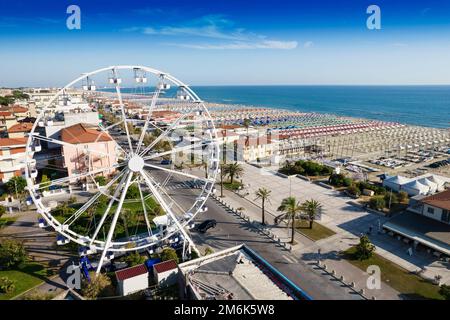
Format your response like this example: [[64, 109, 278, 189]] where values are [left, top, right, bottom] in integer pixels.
[[125, 14, 297, 50]]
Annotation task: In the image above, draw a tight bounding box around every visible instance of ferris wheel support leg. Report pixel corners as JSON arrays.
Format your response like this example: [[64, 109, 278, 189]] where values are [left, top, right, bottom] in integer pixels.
[[96, 172, 133, 274]]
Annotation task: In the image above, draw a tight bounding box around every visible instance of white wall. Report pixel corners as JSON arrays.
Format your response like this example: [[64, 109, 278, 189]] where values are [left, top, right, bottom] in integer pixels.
[[120, 273, 149, 296]]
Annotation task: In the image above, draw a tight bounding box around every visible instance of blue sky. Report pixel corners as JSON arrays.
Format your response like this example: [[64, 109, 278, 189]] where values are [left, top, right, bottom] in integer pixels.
[[1, 0, 450, 86]]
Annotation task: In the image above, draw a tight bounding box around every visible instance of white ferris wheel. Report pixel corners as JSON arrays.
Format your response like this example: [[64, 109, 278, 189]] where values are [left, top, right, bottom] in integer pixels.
[[24, 66, 220, 273]]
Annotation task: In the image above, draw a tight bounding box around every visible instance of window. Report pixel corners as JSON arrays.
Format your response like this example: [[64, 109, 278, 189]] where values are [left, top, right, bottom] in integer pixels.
[[427, 207, 435, 214], [442, 210, 450, 223]]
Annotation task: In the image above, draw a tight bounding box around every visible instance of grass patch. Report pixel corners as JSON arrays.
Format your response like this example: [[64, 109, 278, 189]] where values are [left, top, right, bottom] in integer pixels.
[[0, 216, 17, 229], [295, 220, 336, 241], [0, 263, 50, 300], [223, 181, 242, 191], [343, 247, 443, 300]]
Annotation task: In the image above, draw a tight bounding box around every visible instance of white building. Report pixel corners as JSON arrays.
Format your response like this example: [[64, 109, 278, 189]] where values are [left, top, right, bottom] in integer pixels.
[[153, 260, 178, 288], [115, 264, 149, 296]]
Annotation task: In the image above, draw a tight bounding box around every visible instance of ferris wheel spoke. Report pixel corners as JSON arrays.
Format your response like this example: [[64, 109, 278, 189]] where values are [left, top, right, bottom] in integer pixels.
[[34, 163, 125, 190], [96, 171, 133, 273], [141, 170, 186, 215], [140, 169, 196, 252], [135, 88, 162, 154], [143, 163, 213, 183], [137, 182, 153, 237], [31, 133, 124, 160], [113, 69, 135, 155], [98, 121, 129, 157], [90, 170, 130, 245], [142, 141, 215, 162], [64, 170, 126, 226], [138, 111, 192, 157]]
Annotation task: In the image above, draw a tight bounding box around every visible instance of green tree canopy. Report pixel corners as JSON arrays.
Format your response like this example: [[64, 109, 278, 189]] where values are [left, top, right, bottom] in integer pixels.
[[160, 247, 179, 263], [0, 239, 28, 268]]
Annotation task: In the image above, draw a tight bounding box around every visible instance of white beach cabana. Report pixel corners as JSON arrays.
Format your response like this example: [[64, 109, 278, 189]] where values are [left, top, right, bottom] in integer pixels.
[[383, 175, 411, 192], [402, 180, 430, 196], [427, 175, 446, 192], [418, 178, 438, 194]]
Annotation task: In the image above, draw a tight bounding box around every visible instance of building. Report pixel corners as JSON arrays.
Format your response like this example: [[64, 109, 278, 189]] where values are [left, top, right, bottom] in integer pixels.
[[60, 123, 117, 179], [115, 264, 149, 296], [0, 137, 29, 183], [0, 111, 17, 132], [153, 259, 178, 287], [7, 122, 33, 139], [178, 244, 311, 300], [383, 174, 449, 196], [383, 189, 450, 257]]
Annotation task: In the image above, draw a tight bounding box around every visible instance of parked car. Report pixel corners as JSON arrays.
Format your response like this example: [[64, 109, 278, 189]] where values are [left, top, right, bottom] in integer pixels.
[[160, 159, 172, 165], [196, 219, 217, 233]]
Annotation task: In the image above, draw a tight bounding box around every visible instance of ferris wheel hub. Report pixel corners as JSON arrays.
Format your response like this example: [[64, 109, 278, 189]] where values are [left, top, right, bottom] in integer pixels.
[[128, 155, 145, 172]]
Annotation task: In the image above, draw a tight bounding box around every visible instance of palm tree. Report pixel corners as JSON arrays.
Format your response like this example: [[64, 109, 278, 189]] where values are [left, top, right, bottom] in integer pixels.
[[243, 118, 251, 137], [277, 196, 303, 244], [224, 162, 243, 184], [255, 188, 271, 225], [301, 199, 322, 229]]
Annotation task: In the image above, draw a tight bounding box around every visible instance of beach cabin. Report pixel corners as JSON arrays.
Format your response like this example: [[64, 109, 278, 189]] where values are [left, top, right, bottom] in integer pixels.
[[382, 175, 411, 192], [115, 264, 149, 296], [403, 180, 430, 196]]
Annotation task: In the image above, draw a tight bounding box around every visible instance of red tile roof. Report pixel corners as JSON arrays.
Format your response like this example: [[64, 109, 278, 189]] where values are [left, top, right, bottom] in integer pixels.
[[0, 137, 27, 147], [61, 123, 113, 144], [8, 122, 33, 133], [115, 264, 148, 281], [153, 260, 178, 273], [422, 189, 450, 211], [0, 111, 13, 117]]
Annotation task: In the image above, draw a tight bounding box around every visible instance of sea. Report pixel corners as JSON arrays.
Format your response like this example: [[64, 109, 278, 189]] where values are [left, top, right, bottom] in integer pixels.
[[108, 86, 450, 129], [190, 85, 450, 129]]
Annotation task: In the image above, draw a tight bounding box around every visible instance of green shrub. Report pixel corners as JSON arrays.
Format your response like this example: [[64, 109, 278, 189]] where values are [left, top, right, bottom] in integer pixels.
[[0, 239, 27, 268], [160, 248, 179, 263], [369, 196, 386, 210], [398, 191, 408, 203], [0, 276, 16, 294], [354, 235, 376, 260], [347, 184, 361, 197]]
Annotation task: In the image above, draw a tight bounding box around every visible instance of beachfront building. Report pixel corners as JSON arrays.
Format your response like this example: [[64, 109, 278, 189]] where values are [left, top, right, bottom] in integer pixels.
[[178, 244, 310, 300], [60, 123, 117, 180], [383, 189, 450, 257], [0, 137, 29, 184]]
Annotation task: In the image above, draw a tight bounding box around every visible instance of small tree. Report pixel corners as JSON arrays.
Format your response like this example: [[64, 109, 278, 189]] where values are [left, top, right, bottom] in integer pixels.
[[0, 276, 16, 294], [160, 247, 179, 263], [224, 162, 243, 184], [347, 184, 361, 198], [124, 252, 146, 267], [204, 247, 214, 256], [0, 205, 6, 219], [398, 191, 408, 203], [94, 176, 107, 186], [369, 196, 386, 210], [439, 284, 450, 300], [5, 176, 27, 196], [81, 273, 111, 300], [126, 184, 139, 199], [40, 174, 50, 192], [0, 239, 27, 268], [354, 235, 376, 260]]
